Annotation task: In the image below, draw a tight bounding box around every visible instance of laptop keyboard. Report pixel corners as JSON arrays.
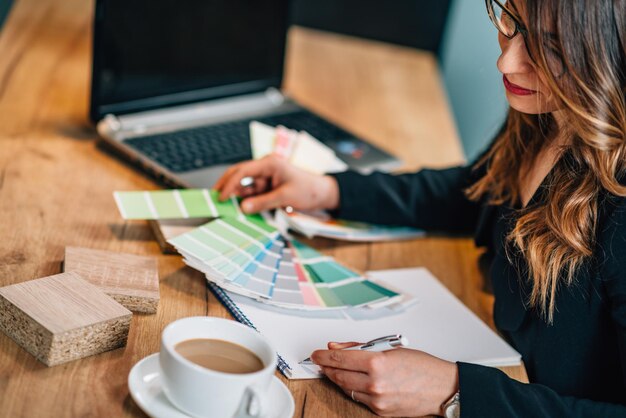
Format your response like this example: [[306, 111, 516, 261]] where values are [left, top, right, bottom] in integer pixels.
[[124, 109, 350, 173]]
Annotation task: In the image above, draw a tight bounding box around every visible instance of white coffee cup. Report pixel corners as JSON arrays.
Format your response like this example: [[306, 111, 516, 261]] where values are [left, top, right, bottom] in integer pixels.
[[159, 316, 277, 418]]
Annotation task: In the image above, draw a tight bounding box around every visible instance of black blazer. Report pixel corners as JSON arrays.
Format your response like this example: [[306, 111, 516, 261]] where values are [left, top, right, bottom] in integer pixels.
[[330, 159, 626, 417]]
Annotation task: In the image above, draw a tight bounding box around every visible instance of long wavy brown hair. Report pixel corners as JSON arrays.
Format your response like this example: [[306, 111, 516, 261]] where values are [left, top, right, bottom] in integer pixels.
[[466, 0, 626, 323]]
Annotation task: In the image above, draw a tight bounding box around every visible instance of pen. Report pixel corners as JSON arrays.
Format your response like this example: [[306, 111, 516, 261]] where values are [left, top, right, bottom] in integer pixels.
[[299, 334, 409, 366]]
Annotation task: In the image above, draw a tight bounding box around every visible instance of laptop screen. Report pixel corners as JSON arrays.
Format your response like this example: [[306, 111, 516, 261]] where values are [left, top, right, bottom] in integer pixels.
[[90, 0, 290, 122]]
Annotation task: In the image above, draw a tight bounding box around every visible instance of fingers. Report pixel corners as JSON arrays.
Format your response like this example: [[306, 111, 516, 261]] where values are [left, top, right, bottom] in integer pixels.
[[341, 389, 372, 406], [238, 178, 269, 199], [213, 163, 246, 192], [339, 387, 391, 416], [215, 157, 279, 200], [344, 392, 382, 414], [325, 367, 393, 416], [213, 164, 235, 191], [328, 341, 362, 349], [311, 348, 381, 374], [321, 366, 371, 393], [215, 163, 259, 200], [251, 177, 269, 195], [240, 187, 286, 213]]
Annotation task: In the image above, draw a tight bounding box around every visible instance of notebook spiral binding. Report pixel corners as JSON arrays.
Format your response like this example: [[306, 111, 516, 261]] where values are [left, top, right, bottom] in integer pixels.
[[208, 282, 293, 378]]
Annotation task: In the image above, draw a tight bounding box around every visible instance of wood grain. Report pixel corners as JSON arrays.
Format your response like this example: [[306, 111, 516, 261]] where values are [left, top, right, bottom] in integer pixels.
[[0, 0, 527, 416], [64, 246, 160, 313], [0, 271, 132, 366], [284, 27, 466, 172]]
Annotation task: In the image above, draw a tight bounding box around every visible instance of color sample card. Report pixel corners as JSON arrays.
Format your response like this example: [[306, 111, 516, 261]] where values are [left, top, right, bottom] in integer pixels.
[[114, 189, 240, 220], [169, 221, 403, 310], [116, 191, 409, 310], [303, 261, 359, 284], [278, 209, 424, 242], [249, 121, 348, 174], [169, 217, 278, 280], [289, 239, 328, 262]]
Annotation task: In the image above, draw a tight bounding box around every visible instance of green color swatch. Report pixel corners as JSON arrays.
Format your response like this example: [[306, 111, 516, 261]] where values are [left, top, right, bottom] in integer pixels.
[[191, 228, 230, 253], [179, 189, 214, 217], [115, 191, 152, 219], [210, 190, 239, 219], [151, 191, 184, 218], [332, 281, 389, 306], [171, 234, 217, 261], [114, 189, 240, 220], [290, 239, 324, 260], [244, 214, 277, 233], [306, 261, 357, 284], [362, 280, 400, 298], [315, 287, 344, 307]]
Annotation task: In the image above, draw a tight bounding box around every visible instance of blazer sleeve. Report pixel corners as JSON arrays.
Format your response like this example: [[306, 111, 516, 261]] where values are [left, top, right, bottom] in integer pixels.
[[456, 195, 626, 417], [457, 363, 626, 417], [329, 165, 484, 233]]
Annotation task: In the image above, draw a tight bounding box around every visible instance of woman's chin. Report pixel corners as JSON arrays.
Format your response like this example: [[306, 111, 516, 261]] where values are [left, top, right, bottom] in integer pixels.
[[506, 93, 553, 115]]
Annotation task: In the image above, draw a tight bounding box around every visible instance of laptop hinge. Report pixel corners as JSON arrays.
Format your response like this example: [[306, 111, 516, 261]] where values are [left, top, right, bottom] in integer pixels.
[[97, 88, 295, 140]]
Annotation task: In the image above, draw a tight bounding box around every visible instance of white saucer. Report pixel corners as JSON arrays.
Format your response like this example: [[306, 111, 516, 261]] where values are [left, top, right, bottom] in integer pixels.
[[128, 353, 295, 418]]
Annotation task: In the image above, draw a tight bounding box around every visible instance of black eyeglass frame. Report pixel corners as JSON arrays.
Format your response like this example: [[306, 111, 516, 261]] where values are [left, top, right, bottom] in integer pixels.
[[485, 0, 529, 40], [486, 0, 568, 76], [486, 0, 539, 65]]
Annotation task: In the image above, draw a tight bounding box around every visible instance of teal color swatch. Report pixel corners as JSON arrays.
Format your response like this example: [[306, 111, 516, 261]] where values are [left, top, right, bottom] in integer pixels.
[[332, 281, 389, 306], [290, 239, 324, 260], [306, 261, 357, 284]]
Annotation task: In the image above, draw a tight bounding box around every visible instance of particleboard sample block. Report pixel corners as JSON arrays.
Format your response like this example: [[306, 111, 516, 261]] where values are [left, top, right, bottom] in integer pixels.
[[63, 246, 160, 313], [0, 272, 132, 367]]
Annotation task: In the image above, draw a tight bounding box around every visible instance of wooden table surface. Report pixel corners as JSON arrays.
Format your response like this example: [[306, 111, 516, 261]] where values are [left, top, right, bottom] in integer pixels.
[[0, 0, 527, 417]]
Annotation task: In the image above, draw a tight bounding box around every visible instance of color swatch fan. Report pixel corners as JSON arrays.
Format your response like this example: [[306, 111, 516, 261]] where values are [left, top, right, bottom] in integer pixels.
[[114, 189, 409, 310], [167, 217, 404, 310]]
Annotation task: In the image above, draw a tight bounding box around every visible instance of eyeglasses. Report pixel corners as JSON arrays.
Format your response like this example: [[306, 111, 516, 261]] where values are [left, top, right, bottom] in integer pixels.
[[486, 0, 533, 61], [485, 0, 528, 41], [486, 0, 566, 75]]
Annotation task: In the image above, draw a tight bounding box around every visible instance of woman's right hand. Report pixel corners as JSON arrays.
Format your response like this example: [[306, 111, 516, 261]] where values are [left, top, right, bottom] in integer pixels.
[[214, 155, 340, 214]]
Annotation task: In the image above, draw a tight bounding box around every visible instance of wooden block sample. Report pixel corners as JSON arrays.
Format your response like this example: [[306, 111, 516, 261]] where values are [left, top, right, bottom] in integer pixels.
[[0, 272, 132, 367], [64, 246, 160, 313]]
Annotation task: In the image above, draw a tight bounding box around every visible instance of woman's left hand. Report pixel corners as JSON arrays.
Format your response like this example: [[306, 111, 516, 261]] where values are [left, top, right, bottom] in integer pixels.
[[310, 342, 459, 417]]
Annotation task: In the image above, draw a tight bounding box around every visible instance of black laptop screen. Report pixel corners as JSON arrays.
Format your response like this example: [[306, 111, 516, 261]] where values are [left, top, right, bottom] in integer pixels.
[[90, 0, 290, 121]]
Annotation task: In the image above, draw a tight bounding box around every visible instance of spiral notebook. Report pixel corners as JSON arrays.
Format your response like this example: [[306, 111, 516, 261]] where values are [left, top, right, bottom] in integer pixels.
[[209, 267, 522, 380]]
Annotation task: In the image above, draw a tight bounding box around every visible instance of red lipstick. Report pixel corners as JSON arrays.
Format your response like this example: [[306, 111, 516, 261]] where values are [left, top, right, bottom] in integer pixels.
[[503, 75, 536, 96]]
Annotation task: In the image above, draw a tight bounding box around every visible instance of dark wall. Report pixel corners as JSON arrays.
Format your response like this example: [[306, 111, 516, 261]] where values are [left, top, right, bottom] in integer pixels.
[[0, 0, 13, 31], [290, 0, 452, 55]]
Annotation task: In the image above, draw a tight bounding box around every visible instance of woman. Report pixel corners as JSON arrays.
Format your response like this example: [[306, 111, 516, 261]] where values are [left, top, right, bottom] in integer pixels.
[[215, 0, 626, 416]]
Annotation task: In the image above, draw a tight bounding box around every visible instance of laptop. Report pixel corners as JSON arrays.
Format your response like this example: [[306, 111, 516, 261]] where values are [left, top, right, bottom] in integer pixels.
[[90, 0, 401, 189]]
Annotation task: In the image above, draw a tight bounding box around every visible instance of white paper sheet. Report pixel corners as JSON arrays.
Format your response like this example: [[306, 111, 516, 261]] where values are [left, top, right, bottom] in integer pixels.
[[227, 267, 521, 379]]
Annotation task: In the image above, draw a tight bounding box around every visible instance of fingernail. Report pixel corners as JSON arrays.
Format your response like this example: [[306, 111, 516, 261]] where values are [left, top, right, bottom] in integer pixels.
[[242, 201, 253, 213]]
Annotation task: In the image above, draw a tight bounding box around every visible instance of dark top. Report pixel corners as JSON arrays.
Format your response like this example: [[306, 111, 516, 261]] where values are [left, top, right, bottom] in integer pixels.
[[330, 155, 626, 417]]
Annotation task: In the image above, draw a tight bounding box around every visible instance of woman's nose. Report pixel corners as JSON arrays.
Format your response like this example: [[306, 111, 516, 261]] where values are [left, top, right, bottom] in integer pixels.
[[497, 34, 534, 74]]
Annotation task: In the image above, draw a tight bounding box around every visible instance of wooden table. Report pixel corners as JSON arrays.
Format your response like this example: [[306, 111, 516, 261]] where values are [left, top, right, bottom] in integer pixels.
[[0, 0, 527, 416]]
